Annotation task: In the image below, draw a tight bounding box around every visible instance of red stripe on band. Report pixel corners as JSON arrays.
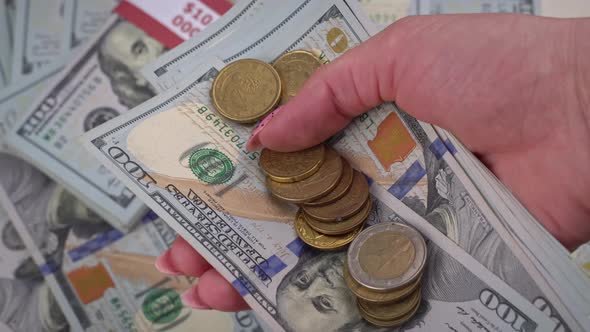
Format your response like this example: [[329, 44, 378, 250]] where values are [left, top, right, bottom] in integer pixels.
[[115, 1, 184, 48], [200, 0, 232, 15]]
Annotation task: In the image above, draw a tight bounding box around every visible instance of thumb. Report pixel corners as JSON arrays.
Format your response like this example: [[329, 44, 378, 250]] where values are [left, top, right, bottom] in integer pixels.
[[247, 23, 400, 152]]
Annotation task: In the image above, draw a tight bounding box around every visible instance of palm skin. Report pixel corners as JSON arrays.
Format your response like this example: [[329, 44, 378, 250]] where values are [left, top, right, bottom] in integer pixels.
[[157, 14, 590, 311]]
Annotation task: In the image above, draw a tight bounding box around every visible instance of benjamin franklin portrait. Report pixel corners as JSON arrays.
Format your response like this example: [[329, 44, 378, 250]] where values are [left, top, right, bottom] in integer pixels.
[[272, 196, 518, 332], [0, 153, 114, 331], [275, 246, 416, 332], [97, 20, 165, 109]]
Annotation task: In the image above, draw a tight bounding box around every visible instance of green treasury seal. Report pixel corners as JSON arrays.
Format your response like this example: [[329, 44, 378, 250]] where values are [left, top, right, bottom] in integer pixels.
[[142, 289, 183, 324], [189, 148, 235, 185]]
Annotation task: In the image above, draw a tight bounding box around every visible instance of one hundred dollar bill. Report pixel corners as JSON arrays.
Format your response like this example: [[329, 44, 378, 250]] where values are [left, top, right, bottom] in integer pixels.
[[0, 152, 266, 332], [11, 0, 67, 81], [0, 157, 70, 332], [82, 2, 558, 329], [0, 61, 64, 150], [6, 16, 169, 231], [414, 0, 540, 15], [432, 127, 590, 319], [0, 198, 70, 332], [63, 0, 120, 51]]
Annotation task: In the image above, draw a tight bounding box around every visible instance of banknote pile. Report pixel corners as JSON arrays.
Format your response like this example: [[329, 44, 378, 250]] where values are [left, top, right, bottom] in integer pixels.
[[1, 0, 590, 331], [260, 144, 371, 250], [345, 223, 427, 327]]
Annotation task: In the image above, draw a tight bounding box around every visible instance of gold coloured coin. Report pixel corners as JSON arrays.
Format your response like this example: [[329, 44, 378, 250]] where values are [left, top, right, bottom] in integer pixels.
[[302, 170, 369, 221], [268, 148, 342, 203], [304, 158, 353, 206], [294, 209, 362, 250], [305, 198, 371, 235], [358, 291, 421, 327], [259, 145, 325, 183], [359, 232, 415, 279], [272, 50, 322, 104], [358, 288, 421, 321], [344, 261, 421, 303], [211, 59, 281, 123]]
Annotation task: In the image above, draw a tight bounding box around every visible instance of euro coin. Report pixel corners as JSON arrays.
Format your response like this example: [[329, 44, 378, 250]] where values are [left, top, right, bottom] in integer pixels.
[[302, 170, 369, 221], [358, 288, 421, 321], [268, 148, 342, 203], [348, 223, 427, 291], [272, 50, 322, 104], [211, 59, 281, 123], [304, 158, 353, 206], [358, 291, 421, 327], [305, 197, 371, 235], [259, 145, 325, 183], [294, 209, 362, 250], [344, 260, 422, 303]]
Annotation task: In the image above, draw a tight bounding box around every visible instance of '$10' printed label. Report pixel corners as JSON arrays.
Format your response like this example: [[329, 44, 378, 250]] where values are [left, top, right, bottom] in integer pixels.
[[116, 0, 229, 47], [173, 1, 219, 38]]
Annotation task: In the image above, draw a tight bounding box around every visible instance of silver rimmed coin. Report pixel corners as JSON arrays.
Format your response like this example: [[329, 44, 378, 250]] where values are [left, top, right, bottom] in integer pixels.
[[347, 223, 427, 291]]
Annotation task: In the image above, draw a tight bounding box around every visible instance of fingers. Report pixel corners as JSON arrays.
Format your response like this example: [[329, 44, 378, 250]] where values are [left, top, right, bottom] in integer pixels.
[[248, 23, 399, 152], [181, 269, 250, 312], [155, 236, 211, 277], [155, 237, 249, 311]]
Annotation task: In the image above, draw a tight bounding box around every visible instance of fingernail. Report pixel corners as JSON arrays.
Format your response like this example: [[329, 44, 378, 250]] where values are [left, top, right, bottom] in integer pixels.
[[181, 288, 211, 310], [246, 106, 284, 152], [155, 251, 182, 276]]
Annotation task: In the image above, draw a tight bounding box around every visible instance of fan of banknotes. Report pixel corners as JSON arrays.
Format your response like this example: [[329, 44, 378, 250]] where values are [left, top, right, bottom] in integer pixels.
[[0, 0, 589, 331]]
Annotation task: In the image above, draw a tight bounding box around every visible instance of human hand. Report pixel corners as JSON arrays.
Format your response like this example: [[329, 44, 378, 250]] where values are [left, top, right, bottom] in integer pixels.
[[157, 14, 590, 311]]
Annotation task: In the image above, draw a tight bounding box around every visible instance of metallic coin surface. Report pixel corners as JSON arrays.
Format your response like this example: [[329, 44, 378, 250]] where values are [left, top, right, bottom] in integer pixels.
[[304, 158, 353, 206], [358, 291, 421, 327], [272, 50, 322, 104], [344, 260, 421, 303], [305, 198, 371, 235], [302, 170, 369, 221], [294, 209, 362, 250], [360, 232, 415, 280], [359, 288, 421, 320], [348, 223, 427, 291], [268, 148, 342, 203], [259, 145, 325, 183], [211, 59, 281, 123]]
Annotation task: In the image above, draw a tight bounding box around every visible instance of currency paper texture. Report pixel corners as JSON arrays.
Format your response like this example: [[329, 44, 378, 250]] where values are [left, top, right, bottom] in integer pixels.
[[82, 2, 560, 330], [358, 0, 411, 27], [6, 16, 166, 231], [63, 0, 120, 51], [0, 151, 267, 332], [0, 62, 64, 150], [0, 216, 69, 332], [414, 0, 540, 15], [11, 0, 67, 81], [140, 0, 304, 92]]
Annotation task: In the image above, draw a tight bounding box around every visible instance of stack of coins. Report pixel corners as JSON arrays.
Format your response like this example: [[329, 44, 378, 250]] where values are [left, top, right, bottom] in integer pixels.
[[345, 223, 427, 327], [211, 50, 322, 124], [259, 144, 371, 250]]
